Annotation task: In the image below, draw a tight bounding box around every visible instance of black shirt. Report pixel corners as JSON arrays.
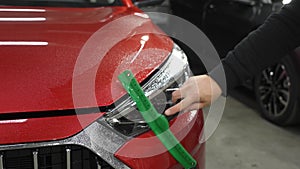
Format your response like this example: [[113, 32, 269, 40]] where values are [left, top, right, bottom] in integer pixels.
[[210, 0, 300, 95]]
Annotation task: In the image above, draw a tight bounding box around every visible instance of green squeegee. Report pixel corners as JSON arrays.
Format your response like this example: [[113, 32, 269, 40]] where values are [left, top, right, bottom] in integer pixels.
[[118, 70, 197, 169]]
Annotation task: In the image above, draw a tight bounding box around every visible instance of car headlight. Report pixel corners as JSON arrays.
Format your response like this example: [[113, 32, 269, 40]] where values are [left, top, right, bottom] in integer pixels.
[[282, 0, 292, 4], [105, 44, 192, 137]]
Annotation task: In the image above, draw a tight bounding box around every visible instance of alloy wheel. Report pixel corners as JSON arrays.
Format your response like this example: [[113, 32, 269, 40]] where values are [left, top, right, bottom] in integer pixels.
[[257, 64, 291, 117]]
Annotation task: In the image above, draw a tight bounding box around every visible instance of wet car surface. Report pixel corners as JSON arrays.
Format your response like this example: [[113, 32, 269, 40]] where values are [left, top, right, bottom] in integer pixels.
[[0, 0, 205, 168]]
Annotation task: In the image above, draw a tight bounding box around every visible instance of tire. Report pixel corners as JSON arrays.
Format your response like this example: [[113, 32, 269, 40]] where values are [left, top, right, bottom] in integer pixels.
[[254, 54, 300, 126]]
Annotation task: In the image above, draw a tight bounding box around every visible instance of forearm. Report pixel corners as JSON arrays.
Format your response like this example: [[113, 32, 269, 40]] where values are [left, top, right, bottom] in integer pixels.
[[211, 0, 300, 92]]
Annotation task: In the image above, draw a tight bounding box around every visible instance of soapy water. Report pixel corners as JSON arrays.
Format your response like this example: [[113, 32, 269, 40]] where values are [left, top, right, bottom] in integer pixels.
[[72, 12, 226, 158]]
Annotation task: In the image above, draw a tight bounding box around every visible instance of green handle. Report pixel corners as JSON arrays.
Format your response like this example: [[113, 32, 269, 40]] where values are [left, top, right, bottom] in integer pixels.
[[118, 70, 197, 169]]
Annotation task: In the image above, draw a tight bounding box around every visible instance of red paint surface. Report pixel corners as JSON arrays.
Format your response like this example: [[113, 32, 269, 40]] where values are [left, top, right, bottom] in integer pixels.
[[0, 6, 173, 114], [0, 5, 205, 168], [122, 0, 135, 7], [115, 110, 205, 169], [0, 113, 104, 145], [0, 5, 172, 144]]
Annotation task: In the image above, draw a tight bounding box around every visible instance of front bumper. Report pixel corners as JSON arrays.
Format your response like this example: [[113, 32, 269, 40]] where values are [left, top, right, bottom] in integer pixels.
[[0, 109, 204, 169]]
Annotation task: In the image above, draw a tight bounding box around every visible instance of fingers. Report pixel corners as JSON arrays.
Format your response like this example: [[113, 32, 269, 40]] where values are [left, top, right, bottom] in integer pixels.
[[165, 80, 199, 116], [183, 102, 205, 113], [164, 75, 222, 116], [171, 83, 192, 103], [171, 89, 182, 103], [165, 97, 193, 116], [165, 101, 205, 116]]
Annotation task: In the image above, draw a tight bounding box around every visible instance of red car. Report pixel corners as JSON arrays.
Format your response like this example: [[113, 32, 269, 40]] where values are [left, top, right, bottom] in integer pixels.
[[0, 0, 204, 168]]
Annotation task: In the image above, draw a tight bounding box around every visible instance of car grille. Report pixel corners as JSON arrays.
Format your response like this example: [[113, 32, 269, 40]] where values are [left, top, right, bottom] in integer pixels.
[[0, 145, 113, 169]]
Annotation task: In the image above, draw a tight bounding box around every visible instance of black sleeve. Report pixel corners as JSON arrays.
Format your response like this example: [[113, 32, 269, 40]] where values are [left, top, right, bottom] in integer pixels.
[[210, 0, 300, 95]]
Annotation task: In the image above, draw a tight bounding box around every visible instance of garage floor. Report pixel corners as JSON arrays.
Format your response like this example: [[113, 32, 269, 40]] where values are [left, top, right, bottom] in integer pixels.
[[205, 96, 300, 169]]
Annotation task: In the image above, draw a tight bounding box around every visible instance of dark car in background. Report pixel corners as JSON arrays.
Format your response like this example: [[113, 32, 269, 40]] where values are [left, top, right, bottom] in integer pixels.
[[170, 0, 300, 126]]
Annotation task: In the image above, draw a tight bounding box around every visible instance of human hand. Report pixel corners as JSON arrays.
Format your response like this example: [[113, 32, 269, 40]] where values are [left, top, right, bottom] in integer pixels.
[[164, 75, 222, 116]]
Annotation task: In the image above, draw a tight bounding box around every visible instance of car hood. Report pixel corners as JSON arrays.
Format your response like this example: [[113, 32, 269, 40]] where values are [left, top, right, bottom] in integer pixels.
[[0, 6, 173, 114]]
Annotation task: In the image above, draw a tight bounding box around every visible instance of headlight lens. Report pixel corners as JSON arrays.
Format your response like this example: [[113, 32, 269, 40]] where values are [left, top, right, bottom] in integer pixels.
[[105, 44, 192, 137], [282, 0, 292, 4]]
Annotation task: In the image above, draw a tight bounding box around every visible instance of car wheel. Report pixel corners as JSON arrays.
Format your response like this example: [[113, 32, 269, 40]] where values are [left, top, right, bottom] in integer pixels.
[[254, 55, 300, 126]]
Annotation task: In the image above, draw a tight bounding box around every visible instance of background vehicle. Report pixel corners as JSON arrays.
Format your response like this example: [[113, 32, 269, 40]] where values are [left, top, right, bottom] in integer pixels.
[[0, 0, 205, 168], [133, 0, 165, 7], [170, 0, 300, 125]]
